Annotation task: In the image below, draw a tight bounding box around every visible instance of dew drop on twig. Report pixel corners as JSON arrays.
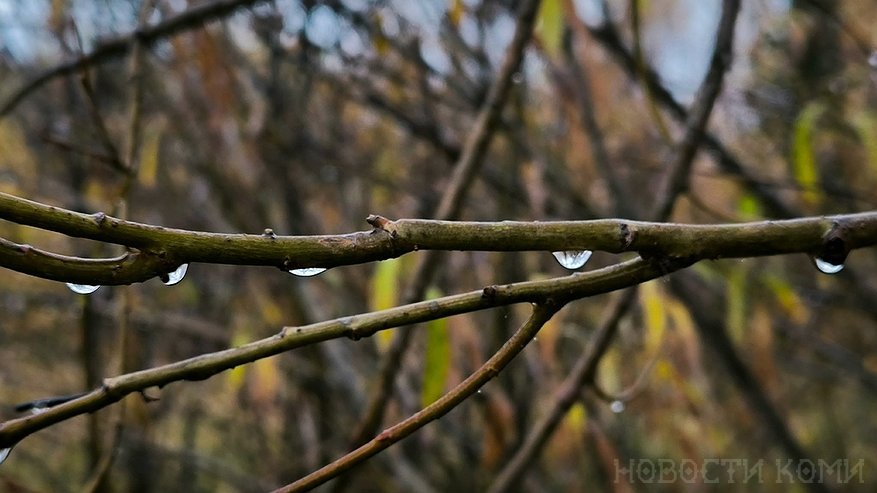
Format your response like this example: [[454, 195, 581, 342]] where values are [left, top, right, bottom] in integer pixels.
[[66, 283, 100, 295], [552, 250, 593, 270], [163, 263, 189, 286], [289, 267, 327, 277], [0, 447, 11, 465], [610, 400, 625, 414], [814, 257, 843, 275]]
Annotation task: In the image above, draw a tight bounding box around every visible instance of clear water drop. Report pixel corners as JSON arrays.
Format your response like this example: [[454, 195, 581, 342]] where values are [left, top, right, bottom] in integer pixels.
[[610, 400, 625, 413], [552, 250, 593, 270], [289, 267, 327, 277], [0, 447, 10, 465], [477, 389, 483, 394], [30, 406, 48, 415], [66, 283, 100, 295], [814, 257, 843, 274], [869, 51, 877, 69], [163, 264, 189, 286]]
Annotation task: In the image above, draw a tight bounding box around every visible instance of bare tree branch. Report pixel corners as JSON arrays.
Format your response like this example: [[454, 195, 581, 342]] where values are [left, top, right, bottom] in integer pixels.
[[0, 255, 691, 449], [278, 303, 561, 492], [0, 0, 262, 116], [345, 0, 543, 456]]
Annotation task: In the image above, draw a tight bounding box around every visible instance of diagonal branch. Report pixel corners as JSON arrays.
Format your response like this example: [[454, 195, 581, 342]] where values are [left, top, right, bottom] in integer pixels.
[[277, 303, 562, 493], [0, 0, 262, 116], [652, 0, 741, 220], [0, 256, 691, 449], [487, 289, 637, 493], [583, 11, 797, 219], [345, 0, 543, 455]]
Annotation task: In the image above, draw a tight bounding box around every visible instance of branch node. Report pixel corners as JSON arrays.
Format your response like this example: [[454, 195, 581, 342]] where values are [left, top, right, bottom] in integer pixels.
[[482, 285, 498, 299], [817, 221, 850, 266], [620, 222, 636, 249], [93, 212, 107, 225], [366, 214, 397, 237]]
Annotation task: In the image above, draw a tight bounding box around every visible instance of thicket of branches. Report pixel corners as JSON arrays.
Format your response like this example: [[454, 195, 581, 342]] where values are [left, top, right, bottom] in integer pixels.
[[1, 0, 876, 491]]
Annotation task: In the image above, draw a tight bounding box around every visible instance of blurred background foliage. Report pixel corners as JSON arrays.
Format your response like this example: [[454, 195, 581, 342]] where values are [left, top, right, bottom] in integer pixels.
[[0, 0, 876, 491]]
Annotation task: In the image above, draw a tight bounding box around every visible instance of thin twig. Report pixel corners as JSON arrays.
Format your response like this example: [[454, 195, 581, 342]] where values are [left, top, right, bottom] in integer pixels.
[[344, 0, 543, 456], [487, 289, 637, 493], [652, 0, 741, 220], [275, 303, 562, 493], [583, 11, 797, 219], [0, 0, 262, 116], [0, 256, 692, 449], [490, 2, 741, 487]]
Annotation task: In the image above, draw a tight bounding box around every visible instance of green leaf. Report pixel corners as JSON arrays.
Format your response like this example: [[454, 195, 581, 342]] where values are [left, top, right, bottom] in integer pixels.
[[422, 286, 450, 407], [537, 0, 563, 59], [791, 101, 825, 206], [737, 193, 762, 220], [370, 258, 402, 350]]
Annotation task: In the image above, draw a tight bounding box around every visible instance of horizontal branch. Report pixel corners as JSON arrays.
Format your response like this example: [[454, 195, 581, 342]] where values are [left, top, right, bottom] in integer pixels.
[[0, 255, 692, 448], [374, 216, 873, 258], [1, 192, 875, 284]]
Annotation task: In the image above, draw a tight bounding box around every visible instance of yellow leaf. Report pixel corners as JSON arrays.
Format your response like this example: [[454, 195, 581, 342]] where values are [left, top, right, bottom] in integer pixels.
[[370, 258, 402, 351], [138, 120, 163, 188], [448, 0, 464, 27], [791, 101, 825, 206], [763, 275, 809, 325], [226, 324, 251, 393], [640, 281, 666, 353], [250, 357, 280, 407], [725, 264, 748, 342], [537, 0, 564, 59], [421, 287, 450, 406], [563, 402, 587, 434]]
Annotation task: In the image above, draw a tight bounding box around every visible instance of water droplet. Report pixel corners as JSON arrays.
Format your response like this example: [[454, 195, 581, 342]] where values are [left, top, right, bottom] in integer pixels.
[[552, 250, 593, 270], [31, 406, 48, 415], [163, 263, 189, 286], [0, 447, 11, 465], [512, 72, 523, 84], [814, 257, 843, 274], [477, 389, 483, 394], [289, 267, 327, 277], [869, 51, 877, 69], [610, 400, 625, 413], [66, 283, 100, 295]]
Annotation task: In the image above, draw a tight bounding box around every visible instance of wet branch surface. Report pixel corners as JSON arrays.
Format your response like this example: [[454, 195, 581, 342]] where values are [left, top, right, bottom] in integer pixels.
[[0, 256, 692, 448], [2, 192, 876, 286]]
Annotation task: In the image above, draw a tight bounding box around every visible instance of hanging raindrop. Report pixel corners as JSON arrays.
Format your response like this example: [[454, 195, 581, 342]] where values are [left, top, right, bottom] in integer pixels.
[[163, 264, 189, 286], [289, 267, 327, 277], [66, 283, 100, 295], [0, 447, 11, 465], [814, 257, 843, 275], [610, 400, 625, 414], [552, 250, 593, 270]]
